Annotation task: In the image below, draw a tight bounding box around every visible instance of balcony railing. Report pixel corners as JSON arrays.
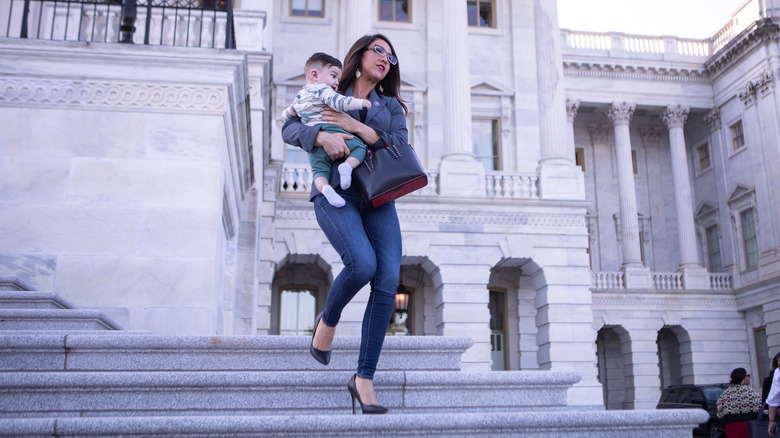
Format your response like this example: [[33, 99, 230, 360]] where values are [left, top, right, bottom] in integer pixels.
[[1, 0, 234, 48], [592, 271, 733, 292], [561, 29, 711, 59], [279, 164, 539, 200]]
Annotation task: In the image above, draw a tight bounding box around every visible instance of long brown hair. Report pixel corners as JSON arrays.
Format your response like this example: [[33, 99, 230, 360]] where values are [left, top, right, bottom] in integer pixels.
[[338, 34, 407, 115]]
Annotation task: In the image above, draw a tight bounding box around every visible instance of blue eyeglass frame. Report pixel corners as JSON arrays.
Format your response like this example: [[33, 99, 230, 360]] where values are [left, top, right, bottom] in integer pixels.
[[371, 45, 398, 65]]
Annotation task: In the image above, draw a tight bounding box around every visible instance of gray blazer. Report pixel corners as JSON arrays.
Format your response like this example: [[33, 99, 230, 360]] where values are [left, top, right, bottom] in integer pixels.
[[281, 88, 409, 200]]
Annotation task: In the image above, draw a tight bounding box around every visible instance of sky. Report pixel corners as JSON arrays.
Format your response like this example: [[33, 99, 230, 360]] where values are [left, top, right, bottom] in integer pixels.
[[556, 0, 749, 39]]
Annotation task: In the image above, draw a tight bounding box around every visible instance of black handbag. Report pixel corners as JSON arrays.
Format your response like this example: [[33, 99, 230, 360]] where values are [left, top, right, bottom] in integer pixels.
[[351, 143, 427, 208]]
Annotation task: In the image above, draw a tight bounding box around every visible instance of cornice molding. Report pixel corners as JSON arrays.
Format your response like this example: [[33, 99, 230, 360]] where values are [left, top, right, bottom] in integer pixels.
[[705, 18, 780, 75], [276, 207, 587, 227], [592, 293, 736, 309], [562, 61, 710, 84], [0, 77, 228, 112]]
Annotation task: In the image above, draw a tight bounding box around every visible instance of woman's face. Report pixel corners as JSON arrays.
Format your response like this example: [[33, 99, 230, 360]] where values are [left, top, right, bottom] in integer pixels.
[[360, 39, 394, 83], [741, 374, 751, 385]]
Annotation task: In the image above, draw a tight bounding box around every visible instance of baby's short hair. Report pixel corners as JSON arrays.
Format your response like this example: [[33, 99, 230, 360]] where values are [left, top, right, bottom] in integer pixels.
[[305, 52, 342, 74]]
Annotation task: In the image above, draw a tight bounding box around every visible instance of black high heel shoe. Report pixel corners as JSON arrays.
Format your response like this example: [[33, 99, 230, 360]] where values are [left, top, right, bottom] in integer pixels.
[[347, 374, 388, 415], [310, 311, 331, 365]]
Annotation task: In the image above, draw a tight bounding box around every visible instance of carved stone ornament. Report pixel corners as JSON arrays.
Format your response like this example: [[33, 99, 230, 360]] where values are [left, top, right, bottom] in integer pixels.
[[588, 124, 609, 144], [639, 126, 662, 148], [606, 102, 635, 126], [739, 81, 757, 106], [661, 104, 690, 129], [0, 77, 228, 112], [704, 107, 721, 131], [758, 69, 774, 96], [566, 98, 581, 122]]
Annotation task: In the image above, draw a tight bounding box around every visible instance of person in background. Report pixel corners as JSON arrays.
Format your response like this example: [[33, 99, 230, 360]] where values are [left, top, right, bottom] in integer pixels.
[[717, 367, 762, 438], [768, 353, 780, 437]]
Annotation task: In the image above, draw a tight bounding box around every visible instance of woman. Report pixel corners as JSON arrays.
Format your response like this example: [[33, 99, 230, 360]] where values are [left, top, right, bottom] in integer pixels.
[[281, 34, 407, 415], [716, 367, 762, 438]]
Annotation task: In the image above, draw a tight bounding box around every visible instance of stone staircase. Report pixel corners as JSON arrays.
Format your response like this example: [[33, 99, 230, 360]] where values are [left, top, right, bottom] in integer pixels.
[[0, 278, 708, 437]]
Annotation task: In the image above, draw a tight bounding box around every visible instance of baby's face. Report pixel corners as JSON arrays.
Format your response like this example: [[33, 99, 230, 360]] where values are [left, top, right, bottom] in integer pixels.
[[317, 65, 342, 91]]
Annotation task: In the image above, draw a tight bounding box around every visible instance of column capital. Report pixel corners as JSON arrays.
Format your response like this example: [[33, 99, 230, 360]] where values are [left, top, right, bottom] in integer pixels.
[[704, 107, 721, 131], [661, 104, 690, 129], [606, 102, 635, 126], [566, 98, 581, 122]]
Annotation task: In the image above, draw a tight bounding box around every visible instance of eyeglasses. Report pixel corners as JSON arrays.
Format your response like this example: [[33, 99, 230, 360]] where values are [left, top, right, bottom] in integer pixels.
[[370, 45, 397, 65]]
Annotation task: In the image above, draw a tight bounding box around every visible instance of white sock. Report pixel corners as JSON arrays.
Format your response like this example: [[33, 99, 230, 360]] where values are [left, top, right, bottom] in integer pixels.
[[322, 185, 345, 208], [338, 162, 353, 189]]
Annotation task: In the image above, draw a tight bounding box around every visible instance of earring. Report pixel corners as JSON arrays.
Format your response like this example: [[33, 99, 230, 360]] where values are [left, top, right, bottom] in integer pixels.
[[355, 69, 361, 78]]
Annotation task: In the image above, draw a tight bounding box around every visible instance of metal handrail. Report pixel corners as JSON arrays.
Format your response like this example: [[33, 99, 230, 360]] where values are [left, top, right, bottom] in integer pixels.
[[3, 0, 235, 48]]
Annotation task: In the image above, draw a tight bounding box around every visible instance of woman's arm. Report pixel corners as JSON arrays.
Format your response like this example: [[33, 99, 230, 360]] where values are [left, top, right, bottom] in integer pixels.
[[281, 118, 352, 160], [321, 96, 409, 150]]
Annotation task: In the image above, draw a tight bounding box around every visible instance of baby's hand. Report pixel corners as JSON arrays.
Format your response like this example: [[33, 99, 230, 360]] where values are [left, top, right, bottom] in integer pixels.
[[362, 100, 371, 110]]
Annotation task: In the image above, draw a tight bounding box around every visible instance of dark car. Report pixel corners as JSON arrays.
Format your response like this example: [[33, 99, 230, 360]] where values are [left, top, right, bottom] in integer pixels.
[[656, 384, 729, 438]]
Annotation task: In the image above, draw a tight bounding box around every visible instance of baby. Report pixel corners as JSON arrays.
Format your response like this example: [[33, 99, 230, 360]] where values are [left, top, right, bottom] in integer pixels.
[[282, 52, 371, 207]]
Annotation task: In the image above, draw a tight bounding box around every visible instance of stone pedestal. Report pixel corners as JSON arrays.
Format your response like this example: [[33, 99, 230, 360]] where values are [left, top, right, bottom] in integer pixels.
[[680, 267, 710, 290], [438, 158, 487, 197], [623, 265, 652, 290]]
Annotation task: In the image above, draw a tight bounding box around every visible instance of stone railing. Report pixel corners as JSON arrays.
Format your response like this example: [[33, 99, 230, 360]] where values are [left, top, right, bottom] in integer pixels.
[[652, 272, 684, 290], [561, 29, 711, 59], [592, 272, 625, 290], [278, 164, 538, 200], [485, 171, 539, 199], [562, 0, 760, 60], [592, 271, 734, 292], [709, 273, 733, 290], [709, 0, 760, 53]]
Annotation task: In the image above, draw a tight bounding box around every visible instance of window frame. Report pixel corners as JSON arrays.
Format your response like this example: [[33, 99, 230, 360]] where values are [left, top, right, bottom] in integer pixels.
[[575, 147, 585, 172], [378, 0, 411, 23], [472, 116, 502, 171], [705, 224, 722, 273], [277, 286, 319, 336], [467, 0, 496, 29], [730, 119, 746, 152], [740, 208, 759, 269], [697, 142, 711, 172], [289, 0, 324, 17]]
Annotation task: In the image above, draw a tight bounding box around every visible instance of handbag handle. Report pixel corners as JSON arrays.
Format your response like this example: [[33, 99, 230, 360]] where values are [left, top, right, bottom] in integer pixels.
[[362, 144, 403, 174]]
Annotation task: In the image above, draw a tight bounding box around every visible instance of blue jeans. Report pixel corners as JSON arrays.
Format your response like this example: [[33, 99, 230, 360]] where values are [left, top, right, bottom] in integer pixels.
[[314, 187, 401, 380]]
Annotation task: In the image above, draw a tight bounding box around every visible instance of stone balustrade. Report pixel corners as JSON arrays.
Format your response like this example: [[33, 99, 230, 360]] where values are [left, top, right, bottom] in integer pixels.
[[592, 270, 733, 291], [278, 164, 538, 200], [561, 29, 711, 59]]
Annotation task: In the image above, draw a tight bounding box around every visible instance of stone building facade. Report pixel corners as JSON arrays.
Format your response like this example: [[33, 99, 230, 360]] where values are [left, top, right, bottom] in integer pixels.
[[1, 0, 778, 410]]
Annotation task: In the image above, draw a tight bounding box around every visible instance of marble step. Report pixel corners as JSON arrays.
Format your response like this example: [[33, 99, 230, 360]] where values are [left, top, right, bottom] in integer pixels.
[[0, 409, 711, 437], [0, 290, 75, 309], [0, 370, 579, 417], [0, 309, 122, 331], [0, 333, 472, 371]]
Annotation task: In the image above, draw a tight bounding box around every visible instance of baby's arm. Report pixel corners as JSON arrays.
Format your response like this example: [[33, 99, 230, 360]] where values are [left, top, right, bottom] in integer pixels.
[[319, 86, 369, 112], [281, 104, 298, 122]]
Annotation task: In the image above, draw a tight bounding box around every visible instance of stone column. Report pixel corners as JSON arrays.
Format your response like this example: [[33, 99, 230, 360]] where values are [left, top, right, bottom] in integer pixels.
[[607, 102, 651, 288], [341, 0, 371, 54], [607, 102, 642, 267], [534, 0, 584, 199], [662, 105, 708, 288], [437, 0, 485, 196]]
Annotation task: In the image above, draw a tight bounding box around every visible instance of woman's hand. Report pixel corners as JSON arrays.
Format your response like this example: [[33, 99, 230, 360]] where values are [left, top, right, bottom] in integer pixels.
[[316, 130, 352, 161], [322, 108, 361, 133], [322, 108, 381, 146]]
